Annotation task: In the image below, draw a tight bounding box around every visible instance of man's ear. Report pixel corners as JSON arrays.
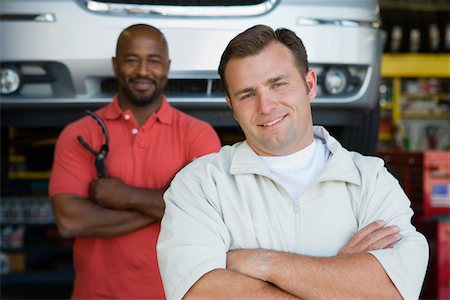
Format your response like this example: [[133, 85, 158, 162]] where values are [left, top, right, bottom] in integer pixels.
[[226, 96, 237, 120], [112, 57, 118, 76], [226, 96, 233, 110], [306, 69, 317, 101]]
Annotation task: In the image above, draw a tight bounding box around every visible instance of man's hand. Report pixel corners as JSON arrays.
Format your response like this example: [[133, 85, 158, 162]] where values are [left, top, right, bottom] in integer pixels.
[[89, 178, 131, 210], [338, 220, 402, 255]]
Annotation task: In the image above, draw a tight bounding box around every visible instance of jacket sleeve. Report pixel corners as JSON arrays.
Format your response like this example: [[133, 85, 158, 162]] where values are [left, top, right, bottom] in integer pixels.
[[360, 157, 429, 299], [157, 161, 230, 300]]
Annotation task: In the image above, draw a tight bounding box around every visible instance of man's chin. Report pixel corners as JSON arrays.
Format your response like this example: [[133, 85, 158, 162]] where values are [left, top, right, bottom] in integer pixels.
[[120, 85, 164, 107], [130, 98, 155, 107], [132, 88, 154, 98], [130, 92, 162, 107]]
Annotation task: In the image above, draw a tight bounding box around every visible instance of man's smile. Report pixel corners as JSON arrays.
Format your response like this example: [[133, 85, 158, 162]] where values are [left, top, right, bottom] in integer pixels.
[[131, 78, 156, 90], [259, 114, 287, 127]]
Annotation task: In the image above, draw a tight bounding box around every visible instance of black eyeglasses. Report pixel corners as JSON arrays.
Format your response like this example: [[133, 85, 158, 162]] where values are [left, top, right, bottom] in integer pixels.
[[77, 110, 109, 178]]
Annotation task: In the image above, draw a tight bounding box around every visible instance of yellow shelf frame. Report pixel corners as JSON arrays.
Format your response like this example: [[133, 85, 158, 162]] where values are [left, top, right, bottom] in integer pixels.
[[381, 54, 450, 78], [392, 77, 402, 126], [9, 171, 51, 180]]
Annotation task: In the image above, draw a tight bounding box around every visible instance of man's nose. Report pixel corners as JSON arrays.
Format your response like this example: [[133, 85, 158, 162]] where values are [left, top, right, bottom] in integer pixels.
[[257, 91, 276, 114], [136, 61, 151, 76]]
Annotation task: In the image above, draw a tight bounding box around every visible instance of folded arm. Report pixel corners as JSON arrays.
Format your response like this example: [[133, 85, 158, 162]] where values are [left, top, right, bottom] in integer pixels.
[[185, 221, 402, 299], [226, 250, 401, 300], [88, 177, 165, 220], [51, 178, 164, 238], [185, 269, 300, 300], [51, 192, 152, 238]]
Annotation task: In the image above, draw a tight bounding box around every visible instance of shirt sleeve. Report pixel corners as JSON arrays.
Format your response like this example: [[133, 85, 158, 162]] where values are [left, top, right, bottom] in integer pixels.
[[157, 162, 230, 300], [49, 122, 97, 197], [361, 159, 429, 299], [185, 121, 221, 159]]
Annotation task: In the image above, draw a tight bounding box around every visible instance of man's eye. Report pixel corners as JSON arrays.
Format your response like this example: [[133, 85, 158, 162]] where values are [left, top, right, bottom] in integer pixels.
[[240, 93, 254, 100], [125, 59, 138, 64], [148, 59, 162, 64], [273, 82, 286, 88]]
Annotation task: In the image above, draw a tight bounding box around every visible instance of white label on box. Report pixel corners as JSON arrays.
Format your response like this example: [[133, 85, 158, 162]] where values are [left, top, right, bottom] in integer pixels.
[[431, 184, 450, 207]]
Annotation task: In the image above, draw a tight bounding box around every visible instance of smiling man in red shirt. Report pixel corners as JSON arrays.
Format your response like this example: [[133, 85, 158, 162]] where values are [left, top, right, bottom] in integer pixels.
[[49, 24, 221, 299]]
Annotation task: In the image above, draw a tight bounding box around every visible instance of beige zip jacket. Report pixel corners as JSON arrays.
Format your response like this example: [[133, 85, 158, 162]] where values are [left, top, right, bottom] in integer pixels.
[[158, 126, 429, 300]]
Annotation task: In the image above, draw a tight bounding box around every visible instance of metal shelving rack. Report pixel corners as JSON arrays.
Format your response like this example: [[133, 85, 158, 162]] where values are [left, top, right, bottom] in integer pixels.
[[379, 54, 450, 149]]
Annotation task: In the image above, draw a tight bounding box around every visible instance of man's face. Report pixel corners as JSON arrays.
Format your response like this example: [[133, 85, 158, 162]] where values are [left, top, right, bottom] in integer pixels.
[[225, 42, 317, 156], [113, 29, 170, 108]]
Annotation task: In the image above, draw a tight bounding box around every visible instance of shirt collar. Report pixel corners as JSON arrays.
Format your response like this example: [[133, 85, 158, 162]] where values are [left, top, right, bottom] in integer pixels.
[[154, 95, 173, 125], [103, 94, 173, 125]]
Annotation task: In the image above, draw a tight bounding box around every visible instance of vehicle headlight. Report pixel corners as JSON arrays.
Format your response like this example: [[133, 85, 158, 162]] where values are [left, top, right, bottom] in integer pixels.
[[322, 67, 350, 95], [0, 66, 21, 95]]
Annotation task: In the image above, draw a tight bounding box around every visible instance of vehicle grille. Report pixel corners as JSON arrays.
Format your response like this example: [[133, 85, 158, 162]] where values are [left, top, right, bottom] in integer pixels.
[[81, 0, 278, 17], [101, 78, 226, 96], [93, 0, 267, 5]]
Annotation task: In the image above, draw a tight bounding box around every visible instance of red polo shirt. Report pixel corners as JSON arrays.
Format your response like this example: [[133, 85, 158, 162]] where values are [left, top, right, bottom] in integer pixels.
[[49, 96, 221, 299]]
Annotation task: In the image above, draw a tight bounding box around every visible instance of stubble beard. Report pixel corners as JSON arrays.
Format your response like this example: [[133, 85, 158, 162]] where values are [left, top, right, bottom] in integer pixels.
[[120, 78, 166, 107]]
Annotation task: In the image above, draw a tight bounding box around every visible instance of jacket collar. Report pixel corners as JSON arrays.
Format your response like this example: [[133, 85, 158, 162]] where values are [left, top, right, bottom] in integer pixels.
[[230, 126, 361, 186], [312, 126, 361, 186], [230, 141, 272, 177]]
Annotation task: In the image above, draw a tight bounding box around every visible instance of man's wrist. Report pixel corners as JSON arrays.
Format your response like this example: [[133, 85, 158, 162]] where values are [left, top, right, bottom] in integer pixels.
[[259, 249, 277, 282]]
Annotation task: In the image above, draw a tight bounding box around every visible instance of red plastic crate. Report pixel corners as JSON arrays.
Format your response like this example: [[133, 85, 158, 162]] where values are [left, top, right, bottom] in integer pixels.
[[437, 221, 450, 300], [415, 218, 450, 300]]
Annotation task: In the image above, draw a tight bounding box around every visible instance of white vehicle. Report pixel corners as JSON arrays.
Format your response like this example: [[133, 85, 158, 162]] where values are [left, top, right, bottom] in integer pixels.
[[0, 0, 382, 153]]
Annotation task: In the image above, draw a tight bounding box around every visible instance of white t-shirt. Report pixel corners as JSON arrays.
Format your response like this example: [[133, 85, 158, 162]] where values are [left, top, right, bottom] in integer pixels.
[[259, 138, 330, 199]]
